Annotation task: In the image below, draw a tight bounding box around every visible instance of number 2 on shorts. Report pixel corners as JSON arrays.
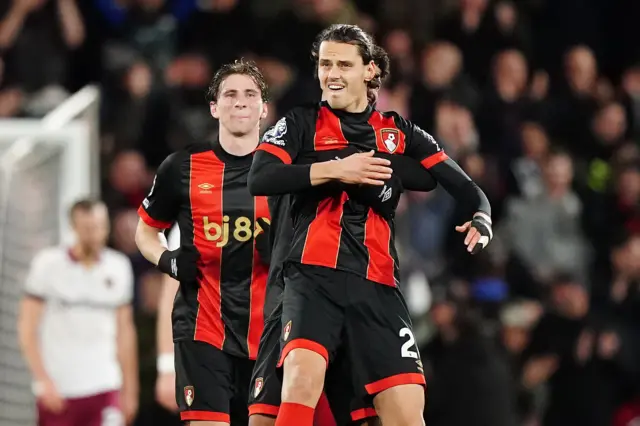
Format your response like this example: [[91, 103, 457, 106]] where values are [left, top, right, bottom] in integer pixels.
[[399, 327, 418, 359]]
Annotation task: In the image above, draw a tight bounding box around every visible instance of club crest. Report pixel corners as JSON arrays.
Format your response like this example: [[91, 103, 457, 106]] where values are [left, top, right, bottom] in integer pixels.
[[283, 320, 292, 341], [381, 129, 399, 153], [254, 377, 264, 398], [184, 386, 194, 407]]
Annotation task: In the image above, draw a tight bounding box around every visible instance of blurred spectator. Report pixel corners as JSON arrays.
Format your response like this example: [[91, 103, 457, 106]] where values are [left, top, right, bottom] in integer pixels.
[[522, 274, 635, 426], [501, 151, 591, 292], [104, 150, 152, 211], [477, 49, 534, 165], [506, 121, 550, 199], [409, 41, 477, 133], [0, 0, 85, 116], [422, 287, 519, 426]]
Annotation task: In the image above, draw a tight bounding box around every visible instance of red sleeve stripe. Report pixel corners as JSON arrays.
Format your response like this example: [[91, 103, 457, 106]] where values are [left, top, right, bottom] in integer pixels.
[[257, 144, 292, 164], [420, 151, 449, 169], [137, 206, 172, 229]]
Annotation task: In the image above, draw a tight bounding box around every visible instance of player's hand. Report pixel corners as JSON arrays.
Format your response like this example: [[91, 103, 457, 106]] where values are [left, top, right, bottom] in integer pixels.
[[455, 212, 493, 254], [121, 387, 139, 424], [155, 372, 178, 412], [158, 247, 201, 283], [346, 173, 403, 220], [254, 217, 271, 264], [37, 379, 66, 414], [333, 150, 393, 186]]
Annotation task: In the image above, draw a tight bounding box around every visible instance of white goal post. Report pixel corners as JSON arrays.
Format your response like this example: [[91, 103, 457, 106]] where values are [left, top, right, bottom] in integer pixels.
[[0, 85, 101, 426]]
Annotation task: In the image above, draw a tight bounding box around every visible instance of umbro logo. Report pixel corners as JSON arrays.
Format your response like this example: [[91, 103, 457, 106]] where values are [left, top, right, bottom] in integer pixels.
[[198, 183, 215, 194], [170, 258, 178, 276], [378, 185, 392, 203]]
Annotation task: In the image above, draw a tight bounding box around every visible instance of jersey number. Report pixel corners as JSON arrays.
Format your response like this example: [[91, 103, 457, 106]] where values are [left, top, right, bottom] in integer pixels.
[[203, 216, 270, 247], [399, 327, 418, 359]]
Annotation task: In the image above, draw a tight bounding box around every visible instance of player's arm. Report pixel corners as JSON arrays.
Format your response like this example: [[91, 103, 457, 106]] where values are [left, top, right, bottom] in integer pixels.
[[155, 275, 179, 411], [116, 258, 139, 423], [17, 251, 64, 412], [403, 119, 492, 253], [155, 226, 180, 412], [135, 152, 198, 281], [382, 153, 437, 192], [248, 113, 392, 195]]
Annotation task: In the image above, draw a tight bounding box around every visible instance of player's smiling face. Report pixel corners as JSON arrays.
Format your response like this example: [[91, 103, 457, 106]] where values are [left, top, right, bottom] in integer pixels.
[[211, 73, 267, 136], [318, 41, 375, 112]]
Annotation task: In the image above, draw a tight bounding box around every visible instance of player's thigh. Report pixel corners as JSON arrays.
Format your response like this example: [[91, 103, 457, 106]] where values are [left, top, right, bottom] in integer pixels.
[[279, 262, 345, 366], [345, 281, 426, 402], [37, 402, 75, 426], [175, 340, 234, 424], [248, 305, 283, 419], [325, 352, 377, 426], [83, 391, 123, 426]]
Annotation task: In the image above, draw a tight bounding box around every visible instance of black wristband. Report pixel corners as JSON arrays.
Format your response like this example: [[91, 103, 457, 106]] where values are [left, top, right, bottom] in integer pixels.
[[157, 250, 175, 278]]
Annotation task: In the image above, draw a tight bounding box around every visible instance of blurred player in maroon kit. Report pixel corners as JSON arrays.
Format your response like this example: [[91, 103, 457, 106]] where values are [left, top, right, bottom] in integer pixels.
[[249, 24, 494, 426]]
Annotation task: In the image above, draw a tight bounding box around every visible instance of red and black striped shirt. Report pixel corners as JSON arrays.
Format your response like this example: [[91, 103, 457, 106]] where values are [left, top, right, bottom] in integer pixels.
[[250, 102, 454, 287], [137, 141, 269, 360]]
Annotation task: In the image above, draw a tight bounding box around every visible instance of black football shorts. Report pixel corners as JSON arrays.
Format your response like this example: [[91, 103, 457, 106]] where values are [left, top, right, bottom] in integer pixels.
[[248, 299, 376, 424], [175, 340, 255, 425], [278, 262, 426, 399]]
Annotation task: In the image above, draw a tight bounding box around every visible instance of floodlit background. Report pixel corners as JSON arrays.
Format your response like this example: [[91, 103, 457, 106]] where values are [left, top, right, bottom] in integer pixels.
[[1, 0, 640, 425]]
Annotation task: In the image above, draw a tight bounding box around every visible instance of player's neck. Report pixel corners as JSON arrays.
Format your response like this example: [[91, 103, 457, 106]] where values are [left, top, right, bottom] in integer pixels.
[[70, 244, 100, 266], [218, 128, 259, 157], [343, 96, 369, 114]]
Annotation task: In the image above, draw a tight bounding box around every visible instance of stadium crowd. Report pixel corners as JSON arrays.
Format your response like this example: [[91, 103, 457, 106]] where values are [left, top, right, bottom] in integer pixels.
[[3, 0, 640, 425]]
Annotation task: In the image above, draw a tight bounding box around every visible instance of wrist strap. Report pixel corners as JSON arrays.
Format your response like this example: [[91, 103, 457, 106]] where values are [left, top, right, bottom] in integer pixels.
[[157, 353, 175, 374]]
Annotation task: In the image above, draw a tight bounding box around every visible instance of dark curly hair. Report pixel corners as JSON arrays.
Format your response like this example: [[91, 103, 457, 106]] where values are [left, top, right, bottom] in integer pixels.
[[311, 24, 390, 105], [205, 59, 269, 103]]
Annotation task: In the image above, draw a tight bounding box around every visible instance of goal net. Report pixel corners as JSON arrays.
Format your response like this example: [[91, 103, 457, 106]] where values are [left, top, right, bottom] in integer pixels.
[[0, 86, 100, 426]]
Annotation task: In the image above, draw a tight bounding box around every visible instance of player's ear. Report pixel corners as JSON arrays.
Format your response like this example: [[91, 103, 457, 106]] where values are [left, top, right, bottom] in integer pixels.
[[210, 102, 219, 119], [364, 61, 376, 82], [260, 102, 268, 120]]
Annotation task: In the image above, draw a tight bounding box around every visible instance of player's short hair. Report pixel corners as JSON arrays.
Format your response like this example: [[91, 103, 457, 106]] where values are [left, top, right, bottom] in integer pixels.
[[311, 24, 391, 104], [205, 59, 269, 103], [69, 198, 104, 220]]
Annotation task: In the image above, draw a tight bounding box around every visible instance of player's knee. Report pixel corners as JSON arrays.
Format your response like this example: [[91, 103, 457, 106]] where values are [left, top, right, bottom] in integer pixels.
[[373, 384, 425, 426], [248, 414, 276, 426], [281, 348, 326, 404]]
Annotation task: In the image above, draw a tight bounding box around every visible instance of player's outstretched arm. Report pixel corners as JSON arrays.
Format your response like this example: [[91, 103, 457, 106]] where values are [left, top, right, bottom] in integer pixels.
[[402, 119, 492, 253], [383, 153, 437, 192]]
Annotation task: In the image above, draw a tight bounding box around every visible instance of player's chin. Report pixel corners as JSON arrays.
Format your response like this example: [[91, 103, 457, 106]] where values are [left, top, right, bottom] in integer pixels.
[[227, 123, 256, 137], [326, 94, 349, 109]]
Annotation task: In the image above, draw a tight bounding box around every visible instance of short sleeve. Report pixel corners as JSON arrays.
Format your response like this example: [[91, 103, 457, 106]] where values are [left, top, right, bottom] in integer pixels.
[[401, 118, 450, 169], [138, 152, 183, 229], [255, 111, 303, 164], [24, 250, 51, 299]]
